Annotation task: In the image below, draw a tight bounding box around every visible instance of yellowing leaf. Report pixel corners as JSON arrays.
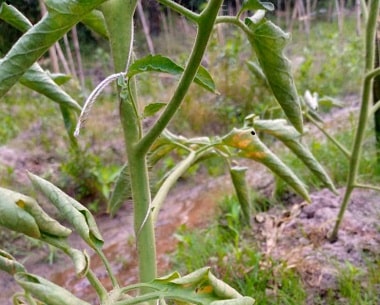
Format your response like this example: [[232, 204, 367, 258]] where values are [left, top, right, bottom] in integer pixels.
[[223, 128, 310, 201]]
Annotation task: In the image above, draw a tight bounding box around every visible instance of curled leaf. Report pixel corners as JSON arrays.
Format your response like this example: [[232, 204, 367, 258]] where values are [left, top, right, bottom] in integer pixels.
[[0, 0, 108, 97], [0, 249, 26, 275], [223, 128, 310, 201], [15, 272, 91, 305], [252, 119, 337, 193], [149, 268, 254, 305], [28, 173, 104, 249], [229, 166, 251, 226], [245, 19, 303, 133]]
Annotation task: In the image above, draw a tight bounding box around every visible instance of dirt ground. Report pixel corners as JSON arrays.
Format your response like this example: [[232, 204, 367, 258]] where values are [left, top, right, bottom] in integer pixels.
[[0, 96, 380, 304]]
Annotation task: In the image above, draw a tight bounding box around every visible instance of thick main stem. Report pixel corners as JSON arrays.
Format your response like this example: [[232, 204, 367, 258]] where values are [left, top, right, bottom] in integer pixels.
[[330, 0, 380, 242], [101, 0, 157, 288]]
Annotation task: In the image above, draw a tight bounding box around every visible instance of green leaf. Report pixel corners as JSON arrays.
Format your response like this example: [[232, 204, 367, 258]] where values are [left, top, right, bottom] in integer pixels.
[[245, 19, 303, 133], [108, 163, 131, 217], [0, 0, 108, 97], [81, 9, 108, 39], [229, 166, 251, 225], [252, 119, 337, 193], [49, 72, 72, 85], [0, 249, 26, 275], [240, 0, 275, 13], [0, 3, 81, 111], [0, 187, 41, 238], [20, 64, 81, 111], [246, 61, 267, 85], [15, 272, 91, 305], [148, 268, 254, 305], [222, 128, 310, 201], [144, 102, 167, 117], [28, 173, 104, 249], [0, 3, 32, 32], [127, 54, 216, 93], [40, 234, 89, 277]]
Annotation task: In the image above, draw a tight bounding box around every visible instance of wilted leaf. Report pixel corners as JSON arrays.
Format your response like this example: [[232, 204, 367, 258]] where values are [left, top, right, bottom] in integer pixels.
[[245, 18, 303, 133], [252, 119, 337, 193], [223, 128, 310, 201], [144, 102, 167, 117], [0, 3, 81, 111], [20, 64, 81, 111], [28, 173, 104, 249], [15, 272, 91, 305], [0, 250, 26, 275], [229, 166, 251, 225], [108, 163, 131, 217], [127, 54, 216, 93], [148, 268, 254, 305], [0, 0, 108, 97], [0, 187, 42, 238]]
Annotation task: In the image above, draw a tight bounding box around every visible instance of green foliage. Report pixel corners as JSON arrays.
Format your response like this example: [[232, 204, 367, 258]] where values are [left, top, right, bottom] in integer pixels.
[[292, 20, 364, 97], [173, 195, 307, 305]]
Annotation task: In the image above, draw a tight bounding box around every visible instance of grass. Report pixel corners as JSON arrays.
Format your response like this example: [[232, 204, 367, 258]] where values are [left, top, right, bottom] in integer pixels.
[[172, 196, 307, 305], [171, 195, 380, 304]]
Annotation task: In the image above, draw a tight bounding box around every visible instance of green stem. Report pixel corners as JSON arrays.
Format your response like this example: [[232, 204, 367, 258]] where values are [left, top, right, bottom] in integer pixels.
[[353, 183, 380, 191], [157, 0, 199, 23], [151, 150, 197, 223], [215, 16, 252, 35], [305, 112, 351, 159], [330, 0, 380, 242], [86, 269, 109, 303], [137, 0, 224, 154], [94, 247, 119, 288]]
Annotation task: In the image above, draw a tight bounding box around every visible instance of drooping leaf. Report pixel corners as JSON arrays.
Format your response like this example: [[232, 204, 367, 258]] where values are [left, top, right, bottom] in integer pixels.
[[28, 173, 104, 249], [240, 0, 274, 14], [149, 267, 254, 305], [40, 234, 89, 277], [245, 18, 303, 133], [0, 0, 108, 97], [15, 272, 91, 305], [127, 54, 216, 93], [20, 64, 81, 111], [252, 119, 337, 193], [223, 128, 310, 201], [229, 166, 251, 225], [0, 250, 26, 275], [0, 187, 41, 238], [81, 9, 108, 39], [0, 3, 81, 111], [144, 102, 167, 117], [108, 163, 131, 217]]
